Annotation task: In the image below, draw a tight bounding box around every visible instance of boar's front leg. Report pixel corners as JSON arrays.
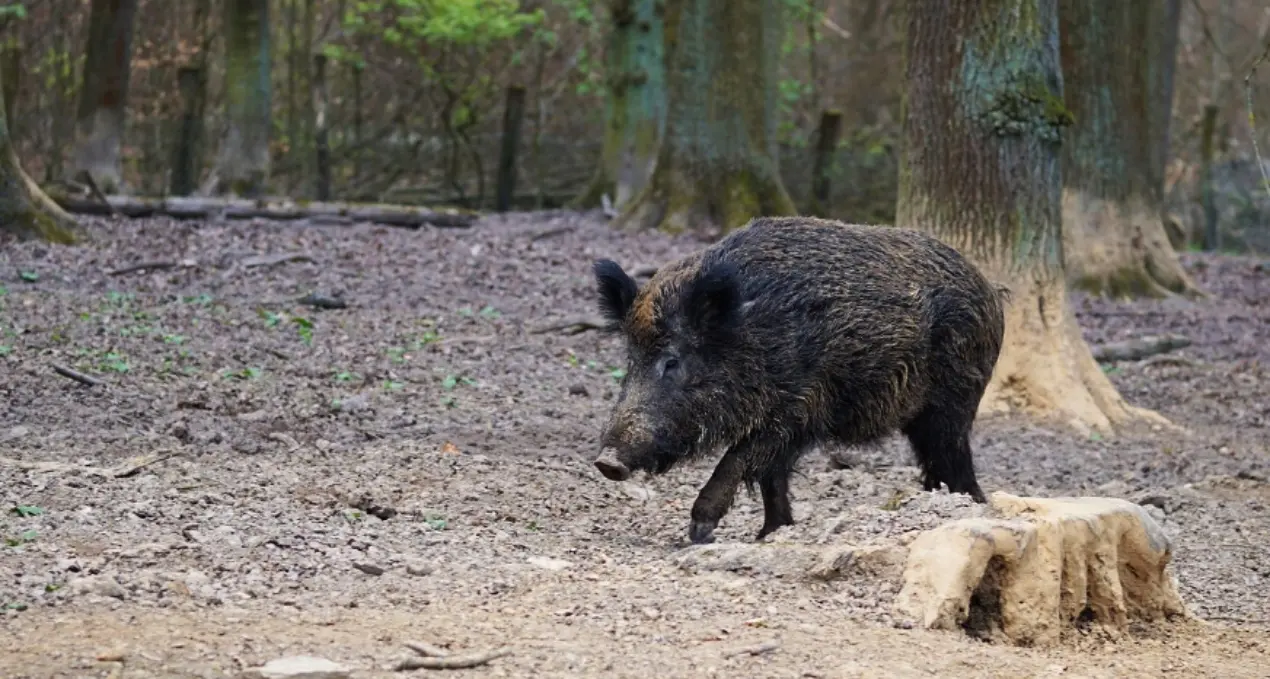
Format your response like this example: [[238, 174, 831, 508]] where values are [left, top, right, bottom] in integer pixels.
[[688, 445, 748, 545]]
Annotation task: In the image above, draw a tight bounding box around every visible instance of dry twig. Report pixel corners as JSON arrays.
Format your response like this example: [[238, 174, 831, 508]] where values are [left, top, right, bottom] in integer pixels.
[[403, 641, 450, 658], [529, 317, 610, 335], [723, 639, 781, 658], [107, 260, 197, 276], [241, 252, 316, 268], [393, 646, 512, 671], [51, 363, 105, 387]]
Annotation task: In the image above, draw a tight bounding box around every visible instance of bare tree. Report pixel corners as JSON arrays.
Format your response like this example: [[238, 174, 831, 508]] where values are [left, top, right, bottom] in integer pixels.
[[896, 0, 1167, 434], [206, 0, 273, 197], [613, 0, 796, 237], [1058, 0, 1200, 299], [573, 0, 667, 212], [70, 0, 139, 193]]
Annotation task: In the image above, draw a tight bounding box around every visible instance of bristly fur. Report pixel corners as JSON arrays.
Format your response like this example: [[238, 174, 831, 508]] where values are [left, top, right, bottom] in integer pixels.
[[592, 216, 1007, 544]]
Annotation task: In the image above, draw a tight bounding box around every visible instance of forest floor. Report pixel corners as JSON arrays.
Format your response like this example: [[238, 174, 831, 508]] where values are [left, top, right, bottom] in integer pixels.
[[0, 211, 1268, 678]]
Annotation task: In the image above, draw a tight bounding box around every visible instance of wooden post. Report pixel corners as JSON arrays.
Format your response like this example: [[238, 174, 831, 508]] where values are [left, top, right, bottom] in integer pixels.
[[312, 52, 331, 201], [169, 65, 206, 196], [1, 45, 19, 129], [1198, 104, 1219, 252], [810, 109, 843, 216], [350, 61, 363, 182], [496, 85, 527, 213]]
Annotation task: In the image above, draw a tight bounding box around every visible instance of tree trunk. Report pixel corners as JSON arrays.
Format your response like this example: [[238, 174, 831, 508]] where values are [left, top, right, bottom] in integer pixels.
[[70, 0, 139, 194], [1058, 0, 1199, 299], [613, 0, 795, 237], [573, 0, 667, 211], [208, 0, 272, 197], [897, 0, 1168, 435], [0, 73, 78, 244]]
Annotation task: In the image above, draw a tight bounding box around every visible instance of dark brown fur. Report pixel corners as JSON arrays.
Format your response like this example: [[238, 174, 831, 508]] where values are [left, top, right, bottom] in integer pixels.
[[592, 216, 1007, 544]]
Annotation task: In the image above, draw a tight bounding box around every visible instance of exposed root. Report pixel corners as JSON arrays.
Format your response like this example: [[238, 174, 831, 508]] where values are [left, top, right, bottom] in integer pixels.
[[1062, 191, 1204, 300], [976, 277, 1177, 436]]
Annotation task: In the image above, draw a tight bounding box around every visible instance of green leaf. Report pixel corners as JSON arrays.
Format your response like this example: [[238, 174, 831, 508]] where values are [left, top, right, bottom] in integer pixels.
[[11, 505, 44, 517]]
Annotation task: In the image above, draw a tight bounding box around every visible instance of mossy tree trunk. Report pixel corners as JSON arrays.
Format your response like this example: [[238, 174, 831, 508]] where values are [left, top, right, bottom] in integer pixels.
[[573, 0, 667, 212], [897, 0, 1168, 435], [208, 0, 272, 197], [70, 0, 139, 194], [613, 0, 796, 237], [1058, 0, 1199, 299], [0, 71, 78, 243]]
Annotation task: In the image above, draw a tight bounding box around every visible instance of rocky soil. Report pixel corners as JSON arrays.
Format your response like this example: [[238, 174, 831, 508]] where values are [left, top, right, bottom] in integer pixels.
[[1, 211, 1268, 678]]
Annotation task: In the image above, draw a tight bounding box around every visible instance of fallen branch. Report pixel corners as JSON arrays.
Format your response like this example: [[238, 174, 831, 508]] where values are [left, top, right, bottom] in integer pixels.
[[393, 646, 512, 671], [241, 252, 315, 268], [723, 640, 781, 658], [529, 317, 610, 335], [51, 363, 105, 387], [107, 260, 197, 276], [631, 265, 658, 278], [297, 292, 348, 309], [0, 451, 178, 478], [44, 191, 479, 229], [111, 451, 180, 478], [1091, 334, 1191, 362]]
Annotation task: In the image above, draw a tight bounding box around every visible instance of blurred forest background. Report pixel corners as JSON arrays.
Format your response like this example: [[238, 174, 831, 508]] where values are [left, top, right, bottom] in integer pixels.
[[2, 0, 1268, 252]]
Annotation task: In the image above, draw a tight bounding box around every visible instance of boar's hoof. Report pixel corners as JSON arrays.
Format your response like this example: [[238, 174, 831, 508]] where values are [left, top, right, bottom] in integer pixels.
[[688, 520, 718, 545], [593, 450, 631, 482]]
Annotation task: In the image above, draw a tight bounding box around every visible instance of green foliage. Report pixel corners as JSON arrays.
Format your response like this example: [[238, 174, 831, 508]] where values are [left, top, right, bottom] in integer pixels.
[[342, 0, 543, 51], [0, 3, 26, 21]]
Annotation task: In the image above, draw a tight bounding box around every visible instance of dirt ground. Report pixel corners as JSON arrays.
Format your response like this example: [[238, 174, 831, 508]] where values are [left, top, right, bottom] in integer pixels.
[[1, 211, 1268, 678]]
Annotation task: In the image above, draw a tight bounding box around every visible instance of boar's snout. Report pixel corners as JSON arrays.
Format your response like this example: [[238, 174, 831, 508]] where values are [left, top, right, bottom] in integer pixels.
[[593, 447, 631, 481]]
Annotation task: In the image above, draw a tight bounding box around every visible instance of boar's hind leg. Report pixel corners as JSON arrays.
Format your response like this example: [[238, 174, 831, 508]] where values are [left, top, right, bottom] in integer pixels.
[[756, 471, 795, 541], [902, 406, 987, 503]]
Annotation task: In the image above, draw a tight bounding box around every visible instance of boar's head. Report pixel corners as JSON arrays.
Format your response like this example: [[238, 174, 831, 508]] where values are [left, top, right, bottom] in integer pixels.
[[589, 256, 751, 481]]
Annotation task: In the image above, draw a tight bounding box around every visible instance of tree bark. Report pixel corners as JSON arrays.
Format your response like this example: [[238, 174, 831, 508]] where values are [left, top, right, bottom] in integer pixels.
[[0, 72, 78, 243], [613, 0, 796, 237], [208, 0, 272, 197], [573, 0, 667, 211], [1058, 0, 1200, 299], [70, 0, 139, 194], [897, 0, 1168, 435]]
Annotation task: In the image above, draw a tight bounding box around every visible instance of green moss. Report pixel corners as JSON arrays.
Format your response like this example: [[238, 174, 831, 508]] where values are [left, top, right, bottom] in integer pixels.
[[983, 73, 1073, 141]]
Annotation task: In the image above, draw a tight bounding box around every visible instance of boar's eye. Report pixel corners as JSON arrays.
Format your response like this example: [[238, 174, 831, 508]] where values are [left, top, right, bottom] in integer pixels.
[[658, 356, 681, 379]]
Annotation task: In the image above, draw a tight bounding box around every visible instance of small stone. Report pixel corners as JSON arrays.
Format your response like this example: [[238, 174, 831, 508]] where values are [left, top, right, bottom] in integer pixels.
[[238, 655, 350, 679], [620, 484, 656, 503], [568, 384, 589, 396], [405, 561, 433, 577], [642, 607, 661, 620], [352, 562, 385, 576], [527, 556, 573, 571], [70, 575, 127, 600]]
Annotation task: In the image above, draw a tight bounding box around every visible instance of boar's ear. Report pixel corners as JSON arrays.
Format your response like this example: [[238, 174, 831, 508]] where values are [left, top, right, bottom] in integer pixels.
[[594, 258, 639, 326], [685, 260, 741, 337]]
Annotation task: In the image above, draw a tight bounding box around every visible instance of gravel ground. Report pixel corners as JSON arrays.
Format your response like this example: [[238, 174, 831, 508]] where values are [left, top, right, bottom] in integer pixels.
[[1, 212, 1268, 678]]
